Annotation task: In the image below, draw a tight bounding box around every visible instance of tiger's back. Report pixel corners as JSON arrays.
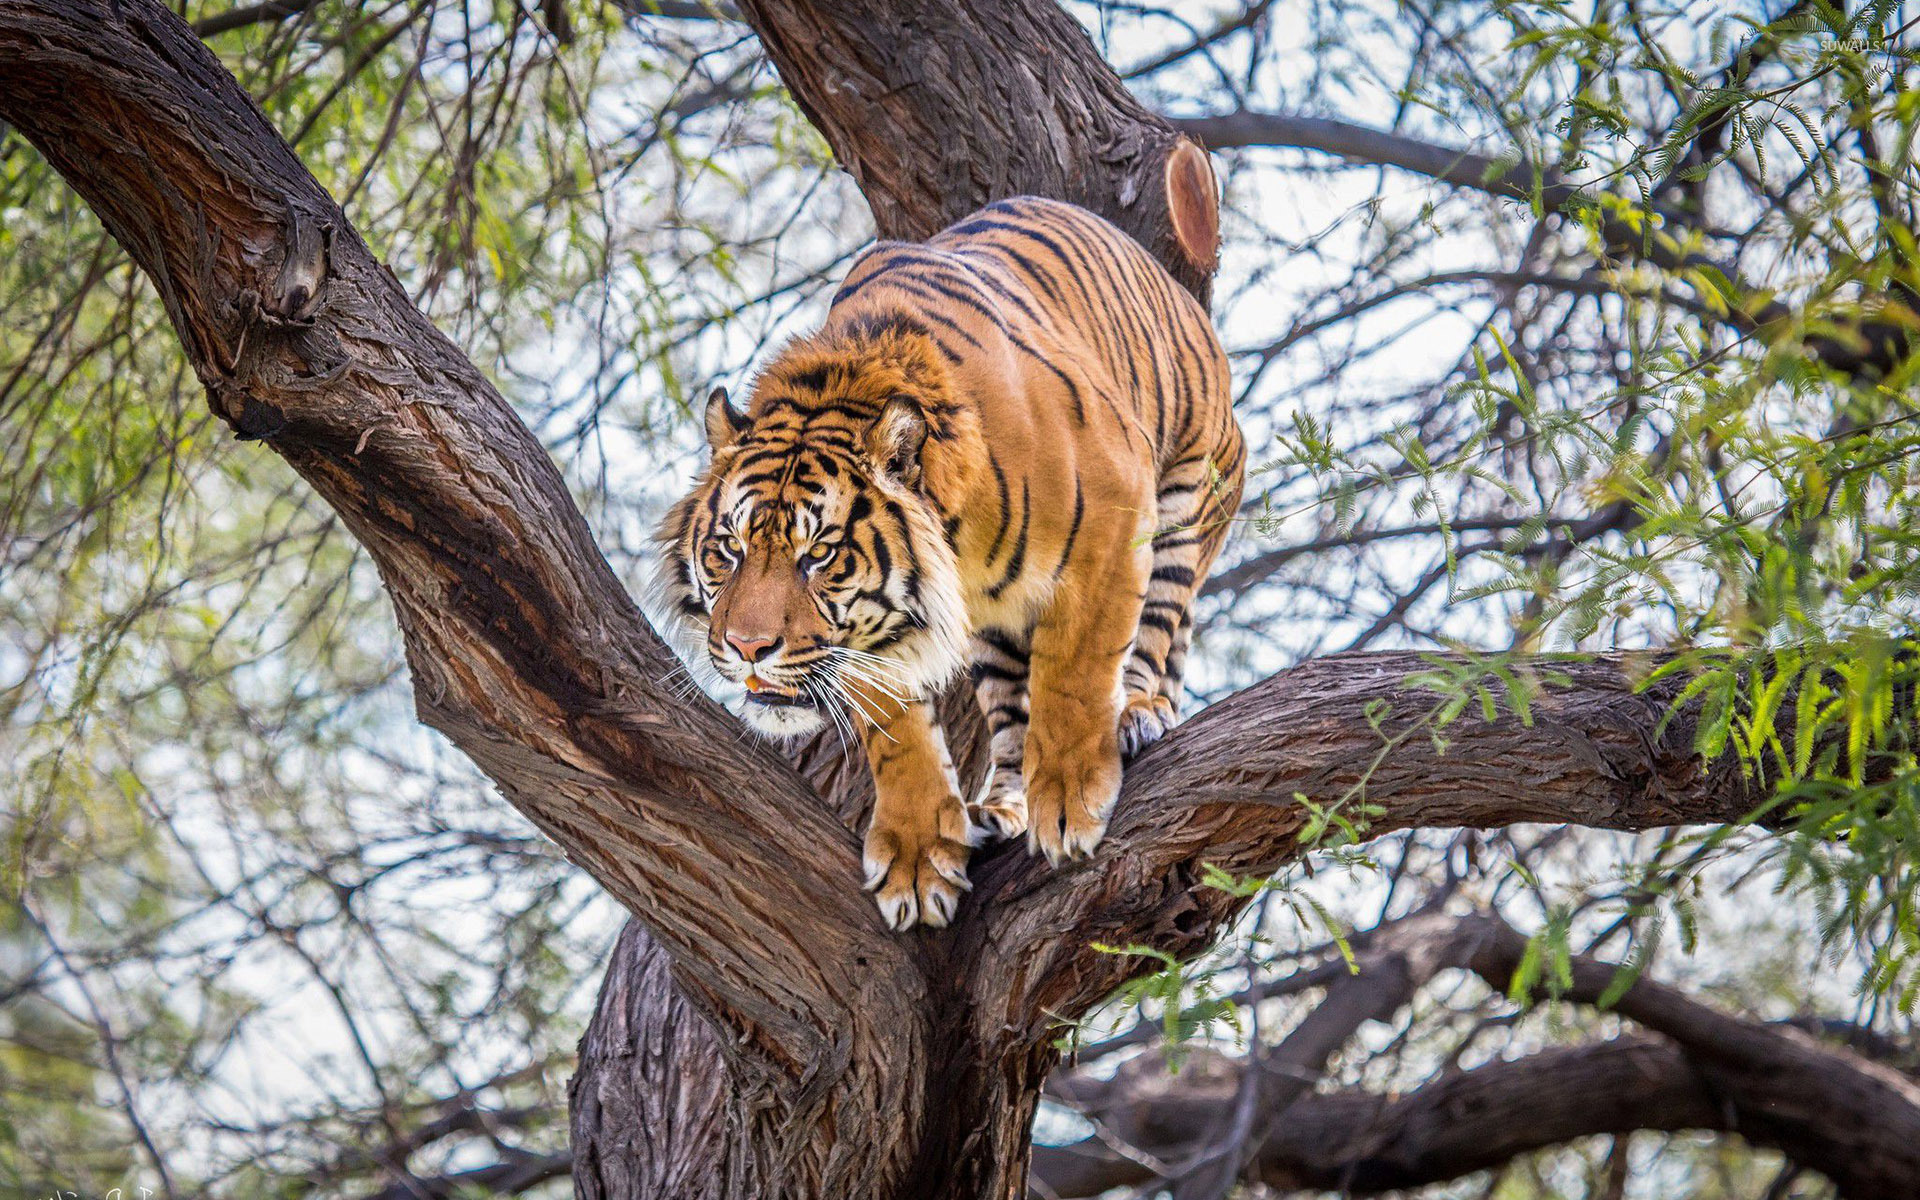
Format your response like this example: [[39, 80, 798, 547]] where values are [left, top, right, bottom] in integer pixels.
[[658, 195, 1243, 929], [833, 195, 1236, 463]]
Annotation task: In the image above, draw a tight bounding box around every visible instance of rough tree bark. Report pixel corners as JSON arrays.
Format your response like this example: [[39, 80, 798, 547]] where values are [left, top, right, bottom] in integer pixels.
[[733, 0, 1223, 305], [0, 1, 1886, 1198]]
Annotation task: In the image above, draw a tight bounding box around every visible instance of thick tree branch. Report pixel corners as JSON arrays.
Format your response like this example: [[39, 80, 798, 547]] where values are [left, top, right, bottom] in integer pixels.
[[959, 650, 1758, 1044], [570, 925, 733, 1200], [0, 4, 926, 1191], [1474, 912, 1920, 1197], [734, 0, 1221, 304]]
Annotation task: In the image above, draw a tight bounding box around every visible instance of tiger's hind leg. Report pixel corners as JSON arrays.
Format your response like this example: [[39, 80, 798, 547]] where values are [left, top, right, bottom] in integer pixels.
[[1025, 512, 1150, 865], [1119, 457, 1235, 758], [965, 626, 1032, 840]]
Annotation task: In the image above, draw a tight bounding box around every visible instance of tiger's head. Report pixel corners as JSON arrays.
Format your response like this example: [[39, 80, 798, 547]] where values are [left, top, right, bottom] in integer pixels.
[[653, 329, 974, 737]]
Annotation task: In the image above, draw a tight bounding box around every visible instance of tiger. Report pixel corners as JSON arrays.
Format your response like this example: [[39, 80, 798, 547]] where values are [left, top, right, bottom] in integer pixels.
[[655, 194, 1244, 930]]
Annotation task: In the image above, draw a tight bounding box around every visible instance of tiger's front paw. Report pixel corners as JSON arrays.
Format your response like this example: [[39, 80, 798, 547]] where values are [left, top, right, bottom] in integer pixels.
[[1026, 746, 1121, 867], [863, 793, 975, 930], [1118, 693, 1178, 759]]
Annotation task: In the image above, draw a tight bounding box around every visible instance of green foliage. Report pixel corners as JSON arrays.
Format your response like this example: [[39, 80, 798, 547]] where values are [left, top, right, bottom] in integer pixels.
[[1250, 0, 1920, 1013], [1074, 941, 1246, 1065]]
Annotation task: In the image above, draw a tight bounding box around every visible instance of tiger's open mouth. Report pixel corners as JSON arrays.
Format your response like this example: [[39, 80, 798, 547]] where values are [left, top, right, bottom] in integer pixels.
[[743, 684, 817, 708]]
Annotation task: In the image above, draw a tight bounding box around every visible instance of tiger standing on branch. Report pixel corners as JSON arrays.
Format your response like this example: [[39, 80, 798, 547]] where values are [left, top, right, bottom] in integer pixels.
[[657, 194, 1244, 929]]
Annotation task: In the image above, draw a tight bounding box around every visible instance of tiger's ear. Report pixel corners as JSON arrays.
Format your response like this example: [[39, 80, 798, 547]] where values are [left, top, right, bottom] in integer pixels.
[[704, 386, 746, 453], [864, 396, 927, 486]]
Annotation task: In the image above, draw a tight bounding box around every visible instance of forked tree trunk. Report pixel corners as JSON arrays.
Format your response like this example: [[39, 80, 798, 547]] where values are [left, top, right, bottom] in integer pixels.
[[0, 2, 1870, 1197], [570, 924, 1058, 1200]]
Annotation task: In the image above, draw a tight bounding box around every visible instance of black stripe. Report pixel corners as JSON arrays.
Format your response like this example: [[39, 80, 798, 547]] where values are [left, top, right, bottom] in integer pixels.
[[831, 247, 961, 306], [970, 661, 1026, 684], [975, 627, 1030, 662], [846, 310, 933, 342], [1054, 484, 1085, 578], [869, 281, 988, 351], [983, 458, 1012, 563], [986, 483, 1030, 600]]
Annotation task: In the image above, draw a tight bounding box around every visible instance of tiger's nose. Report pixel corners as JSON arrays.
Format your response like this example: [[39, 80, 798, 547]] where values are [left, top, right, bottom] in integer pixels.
[[725, 631, 780, 663]]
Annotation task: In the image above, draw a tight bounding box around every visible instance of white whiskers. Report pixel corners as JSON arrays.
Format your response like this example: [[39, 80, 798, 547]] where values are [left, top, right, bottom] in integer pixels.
[[824, 647, 916, 706], [805, 679, 859, 765], [819, 668, 900, 743]]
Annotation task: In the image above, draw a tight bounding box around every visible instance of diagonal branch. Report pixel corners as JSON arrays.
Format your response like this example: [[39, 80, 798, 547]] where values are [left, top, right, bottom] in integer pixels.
[[0, 0, 923, 1152], [1033, 908, 1920, 1198], [961, 650, 1763, 1042], [1175, 109, 1540, 199], [1175, 109, 1914, 381], [190, 0, 315, 36], [1034, 1036, 1723, 1197]]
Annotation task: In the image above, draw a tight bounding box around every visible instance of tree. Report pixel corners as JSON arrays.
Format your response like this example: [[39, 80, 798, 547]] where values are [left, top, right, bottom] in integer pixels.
[[3, 1, 1918, 1198]]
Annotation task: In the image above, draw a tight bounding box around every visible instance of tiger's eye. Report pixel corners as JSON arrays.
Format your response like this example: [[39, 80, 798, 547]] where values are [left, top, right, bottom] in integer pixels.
[[723, 534, 743, 555], [806, 542, 834, 561]]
